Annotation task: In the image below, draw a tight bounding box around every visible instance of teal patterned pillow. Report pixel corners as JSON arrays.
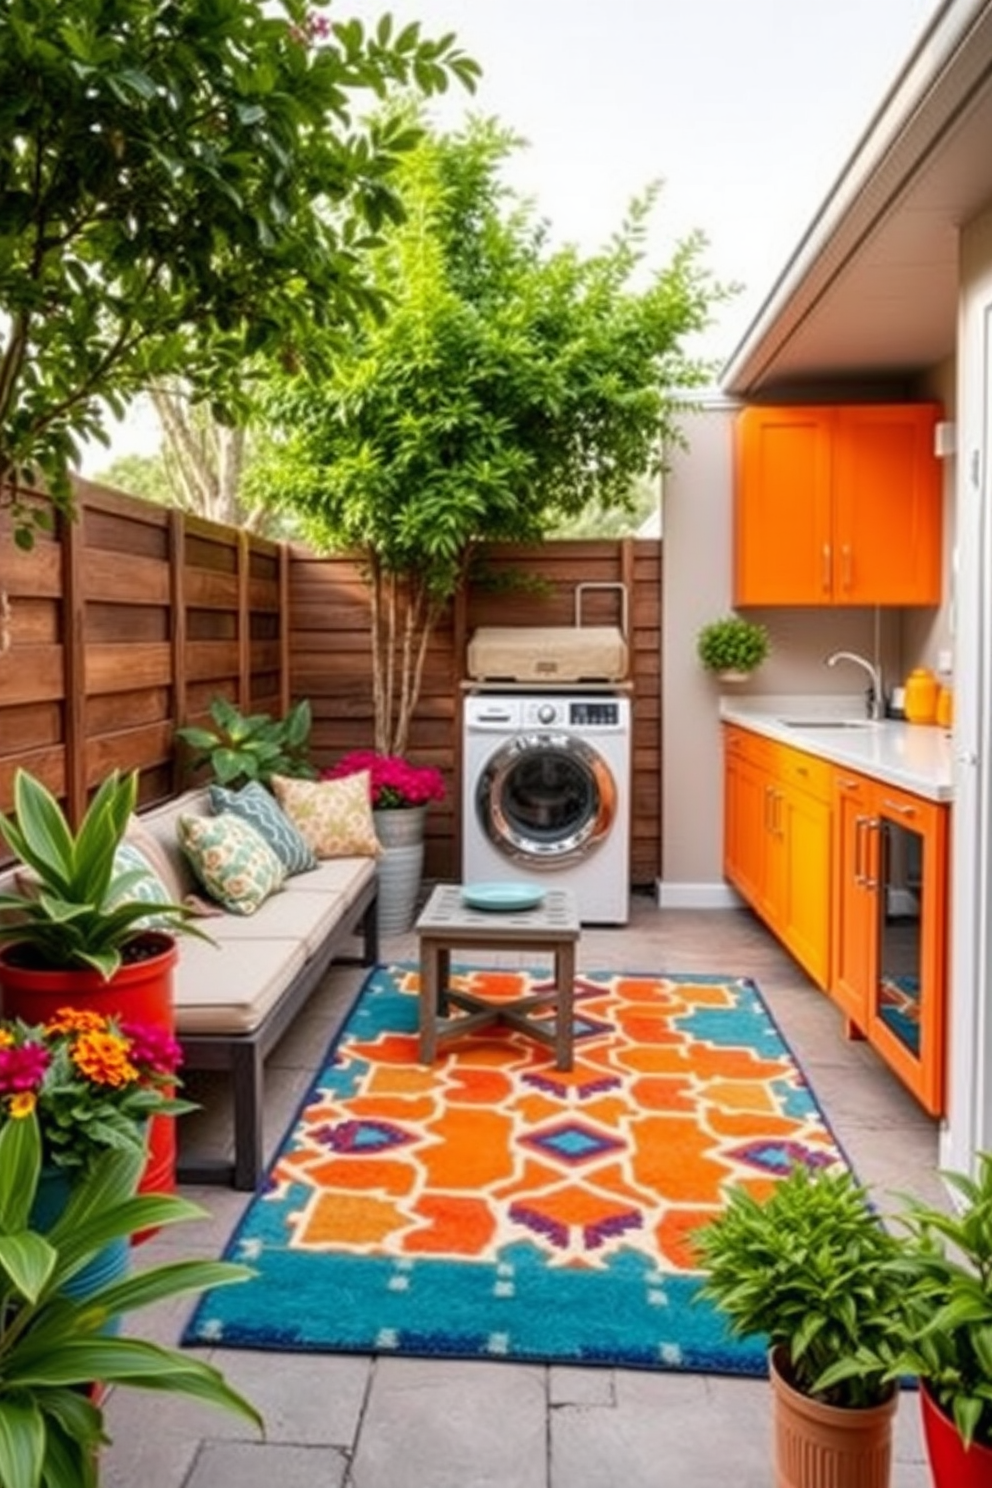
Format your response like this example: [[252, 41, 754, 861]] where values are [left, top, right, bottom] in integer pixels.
[[209, 781, 317, 876], [177, 812, 286, 916], [107, 841, 176, 928]]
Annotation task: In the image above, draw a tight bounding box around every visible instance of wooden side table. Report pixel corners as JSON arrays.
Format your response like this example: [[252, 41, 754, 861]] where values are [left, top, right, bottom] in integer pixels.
[[415, 884, 581, 1069]]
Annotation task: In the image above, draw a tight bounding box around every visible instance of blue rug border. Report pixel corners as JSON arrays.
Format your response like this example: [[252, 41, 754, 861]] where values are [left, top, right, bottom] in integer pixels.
[[181, 963, 856, 1373]]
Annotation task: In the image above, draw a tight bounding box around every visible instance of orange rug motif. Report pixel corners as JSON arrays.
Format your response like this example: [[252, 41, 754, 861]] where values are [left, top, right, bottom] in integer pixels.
[[186, 965, 847, 1373]]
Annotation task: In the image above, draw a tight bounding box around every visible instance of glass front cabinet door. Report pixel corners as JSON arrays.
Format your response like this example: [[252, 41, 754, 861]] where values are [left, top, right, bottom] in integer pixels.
[[870, 786, 948, 1116], [831, 770, 948, 1116]]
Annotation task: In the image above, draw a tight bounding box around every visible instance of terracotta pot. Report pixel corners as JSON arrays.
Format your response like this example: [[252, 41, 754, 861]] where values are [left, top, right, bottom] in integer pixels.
[[921, 1379, 992, 1487], [0, 932, 179, 1201], [769, 1347, 897, 1488]]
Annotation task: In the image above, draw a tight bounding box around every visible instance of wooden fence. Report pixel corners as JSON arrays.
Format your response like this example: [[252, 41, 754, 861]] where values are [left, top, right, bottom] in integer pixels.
[[0, 481, 662, 886]]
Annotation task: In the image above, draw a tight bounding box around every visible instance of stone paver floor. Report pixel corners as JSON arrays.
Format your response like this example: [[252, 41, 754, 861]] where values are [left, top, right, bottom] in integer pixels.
[[101, 897, 940, 1488]]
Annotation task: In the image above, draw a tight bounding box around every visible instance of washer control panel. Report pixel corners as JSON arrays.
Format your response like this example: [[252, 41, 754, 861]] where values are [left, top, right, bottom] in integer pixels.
[[515, 697, 626, 731]]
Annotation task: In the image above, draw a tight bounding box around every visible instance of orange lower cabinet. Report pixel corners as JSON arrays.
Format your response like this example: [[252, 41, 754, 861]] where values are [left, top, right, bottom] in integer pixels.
[[777, 771, 831, 989], [868, 786, 947, 1116], [723, 729, 831, 991], [830, 768, 948, 1116], [831, 772, 877, 1035]]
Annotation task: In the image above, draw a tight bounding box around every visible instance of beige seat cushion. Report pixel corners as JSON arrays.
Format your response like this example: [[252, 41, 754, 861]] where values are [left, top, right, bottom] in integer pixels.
[[173, 934, 309, 1036], [203, 889, 350, 959], [280, 856, 376, 910]]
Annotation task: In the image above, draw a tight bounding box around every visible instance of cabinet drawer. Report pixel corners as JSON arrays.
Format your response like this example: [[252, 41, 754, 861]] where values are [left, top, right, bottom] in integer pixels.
[[724, 724, 777, 771], [779, 746, 831, 802]]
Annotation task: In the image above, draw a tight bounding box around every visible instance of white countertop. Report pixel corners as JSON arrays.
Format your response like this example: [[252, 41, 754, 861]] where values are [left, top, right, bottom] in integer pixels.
[[719, 694, 954, 803]]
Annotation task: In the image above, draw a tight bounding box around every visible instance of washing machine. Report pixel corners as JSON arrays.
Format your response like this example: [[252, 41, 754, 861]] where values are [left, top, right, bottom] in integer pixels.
[[462, 692, 631, 924]]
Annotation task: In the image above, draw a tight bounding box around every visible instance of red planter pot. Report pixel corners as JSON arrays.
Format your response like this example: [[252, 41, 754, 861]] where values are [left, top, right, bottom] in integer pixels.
[[0, 933, 179, 1201], [921, 1381, 992, 1488]]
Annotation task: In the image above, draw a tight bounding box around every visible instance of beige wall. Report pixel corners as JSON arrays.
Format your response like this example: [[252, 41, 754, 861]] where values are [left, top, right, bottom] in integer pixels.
[[660, 393, 956, 903]]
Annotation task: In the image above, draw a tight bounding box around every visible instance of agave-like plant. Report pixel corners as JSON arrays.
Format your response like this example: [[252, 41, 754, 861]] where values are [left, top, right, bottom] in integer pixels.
[[0, 1111, 262, 1488], [0, 768, 205, 979]]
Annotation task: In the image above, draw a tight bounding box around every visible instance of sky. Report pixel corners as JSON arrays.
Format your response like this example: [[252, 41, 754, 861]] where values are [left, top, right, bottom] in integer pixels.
[[87, 0, 940, 469], [374, 0, 940, 361]]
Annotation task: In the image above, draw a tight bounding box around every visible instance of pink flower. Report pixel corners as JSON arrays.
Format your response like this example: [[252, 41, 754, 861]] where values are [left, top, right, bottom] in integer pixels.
[[119, 1020, 184, 1077], [323, 751, 446, 809], [0, 1041, 50, 1093]]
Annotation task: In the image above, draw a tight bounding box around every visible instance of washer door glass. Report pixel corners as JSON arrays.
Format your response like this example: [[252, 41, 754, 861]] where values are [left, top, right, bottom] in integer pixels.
[[478, 732, 617, 868]]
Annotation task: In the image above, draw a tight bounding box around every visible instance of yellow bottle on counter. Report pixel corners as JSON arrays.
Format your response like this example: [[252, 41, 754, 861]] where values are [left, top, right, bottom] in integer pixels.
[[935, 684, 954, 729], [904, 667, 938, 724]]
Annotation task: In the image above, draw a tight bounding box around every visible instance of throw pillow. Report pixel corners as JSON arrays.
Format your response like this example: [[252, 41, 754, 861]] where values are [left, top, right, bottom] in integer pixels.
[[177, 812, 286, 916], [271, 771, 380, 859], [106, 841, 177, 929], [126, 814, 224, 918], [209, 781, 318, 876]]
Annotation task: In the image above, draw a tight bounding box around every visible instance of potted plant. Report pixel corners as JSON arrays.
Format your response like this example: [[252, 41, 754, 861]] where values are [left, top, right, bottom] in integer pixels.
[[880, 1151, 992, 1486], [0, 768, 207, 1195], [0, 1108, 261, 1488], [175, 695, 316, 787], [322, 750, 446, 934], [696, 613, 770, 680], [694, 1162, 904, 1488], [1, 1006, 192, 1295]]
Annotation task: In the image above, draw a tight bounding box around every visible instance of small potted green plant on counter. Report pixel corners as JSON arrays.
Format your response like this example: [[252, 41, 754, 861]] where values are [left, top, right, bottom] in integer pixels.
[[694, 1162, 904, 1488], [696, 613, 770, 681]]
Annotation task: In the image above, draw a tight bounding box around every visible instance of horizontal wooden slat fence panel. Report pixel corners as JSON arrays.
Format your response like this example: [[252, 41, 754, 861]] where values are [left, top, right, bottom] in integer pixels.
[[1, 480, 661, 890], [289, 537, 661, 887], [0, 480, 290, 829]]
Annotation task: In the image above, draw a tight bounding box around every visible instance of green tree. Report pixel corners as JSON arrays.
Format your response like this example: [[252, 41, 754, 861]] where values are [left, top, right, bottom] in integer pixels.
[[0, 0, 478, 545], [251, 117, 732, 753]]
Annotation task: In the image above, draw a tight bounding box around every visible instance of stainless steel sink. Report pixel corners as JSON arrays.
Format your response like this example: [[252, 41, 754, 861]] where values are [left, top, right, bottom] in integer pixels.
[[780, 719, 874, 730]]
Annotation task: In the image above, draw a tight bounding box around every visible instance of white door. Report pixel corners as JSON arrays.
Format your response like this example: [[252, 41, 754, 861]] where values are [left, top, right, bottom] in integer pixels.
[[943, 275, 992, 1176]]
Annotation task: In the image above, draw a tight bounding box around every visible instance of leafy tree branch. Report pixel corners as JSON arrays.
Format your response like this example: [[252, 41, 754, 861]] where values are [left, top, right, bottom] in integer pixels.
[[250, 115, 735, 754]]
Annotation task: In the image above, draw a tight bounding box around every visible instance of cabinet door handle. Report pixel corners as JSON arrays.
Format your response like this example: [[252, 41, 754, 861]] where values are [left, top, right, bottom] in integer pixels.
[[822, 543, 832, 592], [854, 815, 867, 884], [881, 798, 917, 819], [839, 777, 860, 791], [764, 784, 774, 832], [841, 543, 853, 591], [864, 818, 880, 890]]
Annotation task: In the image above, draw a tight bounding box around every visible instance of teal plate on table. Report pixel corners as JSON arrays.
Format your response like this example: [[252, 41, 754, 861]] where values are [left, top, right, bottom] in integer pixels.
[[461, 882, 545, 912]]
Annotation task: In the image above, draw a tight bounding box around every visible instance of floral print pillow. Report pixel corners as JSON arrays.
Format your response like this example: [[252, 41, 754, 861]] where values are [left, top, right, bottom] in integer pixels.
[[271, 771, 380, 859], [177, 812, 286, 915]]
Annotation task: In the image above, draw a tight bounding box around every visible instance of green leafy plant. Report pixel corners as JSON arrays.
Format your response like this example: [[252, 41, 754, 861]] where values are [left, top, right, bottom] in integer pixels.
[[696, 614, 771, 674], [0, 770, 204, 980], [0, 1110, 261, 1488], [175, 696, 316, 788], [0, 0, 478, 542], [251, 115, 733, 755], [694, 1162, 903, 1408], [0, 1009, 191, 1175], [881, 1152, 992, 1448]]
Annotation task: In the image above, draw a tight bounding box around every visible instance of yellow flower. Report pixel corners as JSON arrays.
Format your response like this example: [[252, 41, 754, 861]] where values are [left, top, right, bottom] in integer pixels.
[[71, 1031, 139, 1087], [0, 1030, 13, 1048], [8, 1091, 37, 1117], [46, 1007, 108, 1036]]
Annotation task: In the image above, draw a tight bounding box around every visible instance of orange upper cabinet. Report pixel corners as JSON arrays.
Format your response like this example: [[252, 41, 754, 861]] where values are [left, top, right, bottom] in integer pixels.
[[734, 403, 943, 607]]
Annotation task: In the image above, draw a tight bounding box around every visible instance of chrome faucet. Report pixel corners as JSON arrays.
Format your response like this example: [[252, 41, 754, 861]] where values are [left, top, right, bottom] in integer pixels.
[[826, 650, 884, 721]]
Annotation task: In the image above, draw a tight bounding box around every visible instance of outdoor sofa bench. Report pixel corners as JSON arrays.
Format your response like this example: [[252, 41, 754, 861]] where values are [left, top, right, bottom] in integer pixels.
[[114, 787, 379, 1191]]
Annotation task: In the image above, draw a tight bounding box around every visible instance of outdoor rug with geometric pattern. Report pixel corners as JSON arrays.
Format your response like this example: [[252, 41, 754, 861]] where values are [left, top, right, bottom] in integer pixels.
[[184, 964, 848, 1375]]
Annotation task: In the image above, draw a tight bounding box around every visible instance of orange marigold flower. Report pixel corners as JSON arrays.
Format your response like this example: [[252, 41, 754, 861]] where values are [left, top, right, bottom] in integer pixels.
[[71, 1031, 139, 1087], [46, 1007, 108, 1036], [8, 1091, 37, 1117], [0, 1030, 13, 1048]]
